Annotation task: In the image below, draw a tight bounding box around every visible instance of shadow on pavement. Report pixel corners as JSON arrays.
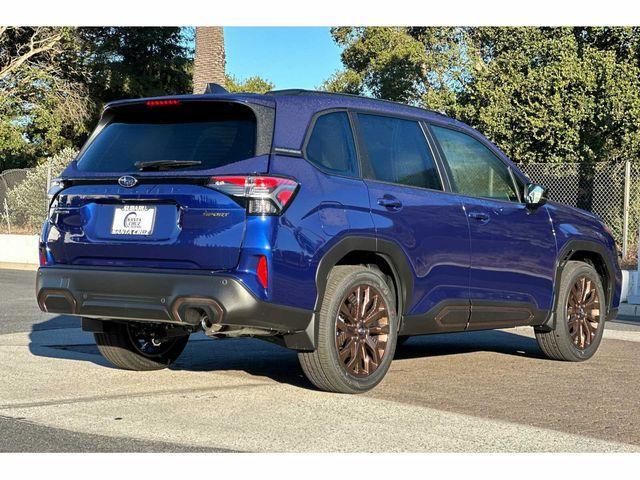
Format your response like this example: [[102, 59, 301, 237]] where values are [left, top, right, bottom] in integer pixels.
[[394, 329, 546, 361], [28, 315, 545, 388], [28, 315, 110, 368]]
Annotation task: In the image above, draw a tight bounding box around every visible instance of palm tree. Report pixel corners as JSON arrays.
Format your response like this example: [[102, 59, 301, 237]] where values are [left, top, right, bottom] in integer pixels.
[[193, 27, 226, 93]]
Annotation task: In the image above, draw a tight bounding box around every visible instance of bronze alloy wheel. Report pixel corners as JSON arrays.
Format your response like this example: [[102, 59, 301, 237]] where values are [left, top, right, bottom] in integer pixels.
[[335, 284, 391, 377], [566, 275, 601, 350]]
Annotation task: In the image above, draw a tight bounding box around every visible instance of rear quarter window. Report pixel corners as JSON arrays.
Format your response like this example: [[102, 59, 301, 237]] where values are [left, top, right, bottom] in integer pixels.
[[76, 102, 257, 173], [304, 111, 359, 177]]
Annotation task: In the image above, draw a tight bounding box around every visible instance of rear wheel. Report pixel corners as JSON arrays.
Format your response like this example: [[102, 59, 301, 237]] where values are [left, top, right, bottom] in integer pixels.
[[298, 265, 398, 393], [535, 261, 606, 361], [94, 322, 189, 371]]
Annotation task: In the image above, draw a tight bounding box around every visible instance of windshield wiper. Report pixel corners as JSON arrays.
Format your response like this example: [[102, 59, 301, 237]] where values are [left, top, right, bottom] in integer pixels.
[[135, 160, 202, 171]]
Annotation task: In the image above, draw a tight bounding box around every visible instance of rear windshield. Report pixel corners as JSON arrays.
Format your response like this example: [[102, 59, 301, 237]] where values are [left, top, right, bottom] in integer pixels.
[[76, 101, 257, 172]]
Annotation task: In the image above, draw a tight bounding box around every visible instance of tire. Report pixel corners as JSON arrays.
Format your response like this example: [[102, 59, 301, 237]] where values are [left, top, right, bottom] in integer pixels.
[[535, 260, 606, 362], [94, 322, 189, 371], [298, 265, 398, 393]]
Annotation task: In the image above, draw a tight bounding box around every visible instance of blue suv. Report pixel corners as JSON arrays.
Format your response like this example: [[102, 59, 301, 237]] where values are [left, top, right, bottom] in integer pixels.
[[37, 88, 621, 393]]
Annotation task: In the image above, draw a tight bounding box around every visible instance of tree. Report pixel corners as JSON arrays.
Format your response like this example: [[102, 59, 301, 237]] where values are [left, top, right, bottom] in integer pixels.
[[323, 27, 640, 178], [78, 27, 193, 103], [0, 27, 195, 170], [0, 27, 92, 169], [225, 74, 274, 93]]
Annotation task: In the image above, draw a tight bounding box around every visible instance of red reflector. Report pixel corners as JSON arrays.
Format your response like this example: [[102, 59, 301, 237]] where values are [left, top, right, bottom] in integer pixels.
[[146, 99, 181, 107], [39, 247, 47, 267], [257, 255, 268, 289]]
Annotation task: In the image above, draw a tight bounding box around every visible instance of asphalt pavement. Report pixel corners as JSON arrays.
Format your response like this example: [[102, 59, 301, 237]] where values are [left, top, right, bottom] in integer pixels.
[[1, 268, 639, 452]]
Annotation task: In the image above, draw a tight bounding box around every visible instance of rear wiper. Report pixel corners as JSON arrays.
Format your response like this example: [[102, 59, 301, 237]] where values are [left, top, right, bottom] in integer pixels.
[[135, 160, 202, 171]]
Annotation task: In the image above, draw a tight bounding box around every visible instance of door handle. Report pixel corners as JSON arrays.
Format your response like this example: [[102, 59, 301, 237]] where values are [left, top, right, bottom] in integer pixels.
[[468, 211, 490, 222], [377, 197, 403, 210]]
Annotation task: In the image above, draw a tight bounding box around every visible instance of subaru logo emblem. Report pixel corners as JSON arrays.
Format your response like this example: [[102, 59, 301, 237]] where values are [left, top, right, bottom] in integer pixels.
[[118, 176, 138, 188]]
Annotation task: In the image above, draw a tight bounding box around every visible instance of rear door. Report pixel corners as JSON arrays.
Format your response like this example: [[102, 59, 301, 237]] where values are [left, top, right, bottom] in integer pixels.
[[429, 124, 556, 329], [46, 100, 270, 270], [354, 113, 471, 333]]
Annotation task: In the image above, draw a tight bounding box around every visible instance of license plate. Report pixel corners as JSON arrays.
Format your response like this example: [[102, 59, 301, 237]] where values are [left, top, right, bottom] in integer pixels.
[[111, 205, 156, 236]]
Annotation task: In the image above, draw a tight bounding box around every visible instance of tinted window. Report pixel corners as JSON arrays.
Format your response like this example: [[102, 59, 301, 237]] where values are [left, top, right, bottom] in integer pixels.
[[357, 114, 442, 190], [431, 126, 519, 202], [305, 112, 358, 176], [77, 102, 256, 172]]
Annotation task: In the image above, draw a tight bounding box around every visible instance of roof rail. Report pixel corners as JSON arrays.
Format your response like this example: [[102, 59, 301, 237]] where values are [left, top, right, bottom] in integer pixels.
[[204, 83, 229, 94], [266, 89, 446, 117]]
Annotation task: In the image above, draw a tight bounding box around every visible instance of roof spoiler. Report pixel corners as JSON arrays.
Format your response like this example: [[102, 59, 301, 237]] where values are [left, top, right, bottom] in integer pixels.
[[204, 83, 228, 94]]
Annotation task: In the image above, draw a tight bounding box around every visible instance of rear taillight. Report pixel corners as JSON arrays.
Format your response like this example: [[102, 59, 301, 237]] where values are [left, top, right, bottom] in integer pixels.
[[208, 175, 298, 215]]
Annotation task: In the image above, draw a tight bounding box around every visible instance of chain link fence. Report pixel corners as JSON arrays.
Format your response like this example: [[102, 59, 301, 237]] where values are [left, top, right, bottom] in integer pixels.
[[520, 161, 639, 261], [0, 168, 33, 234], [0, 148, 77, 234]]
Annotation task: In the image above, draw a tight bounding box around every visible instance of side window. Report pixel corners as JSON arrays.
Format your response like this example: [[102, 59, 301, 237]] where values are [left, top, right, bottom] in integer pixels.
[[305, 112, 358, 177], [431, 125, 519, 202], [356, 114, 442, 190]]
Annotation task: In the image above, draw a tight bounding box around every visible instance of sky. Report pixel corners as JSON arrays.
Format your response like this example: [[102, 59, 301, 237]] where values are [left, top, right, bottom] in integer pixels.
[[224, 27, 343, 90]]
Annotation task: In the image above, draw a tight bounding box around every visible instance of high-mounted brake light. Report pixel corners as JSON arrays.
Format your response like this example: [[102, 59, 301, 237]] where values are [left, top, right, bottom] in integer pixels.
[[146, 99, 181, 107], [208, 175, 298, 215]]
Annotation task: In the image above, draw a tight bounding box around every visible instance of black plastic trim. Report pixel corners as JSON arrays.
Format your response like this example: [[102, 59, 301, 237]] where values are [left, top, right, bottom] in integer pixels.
[[542, 239, 618, 329], [401, 299, 469, 335], [401, 299, 548, 336], [36, 267, 312, 335], [314, 236, 415, 322]]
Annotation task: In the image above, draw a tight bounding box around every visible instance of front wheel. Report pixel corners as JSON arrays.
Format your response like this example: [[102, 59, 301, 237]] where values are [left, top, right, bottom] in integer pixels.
[[298, 265, 398, 393], [535, 261, 606, 361], [94, 322, 189, 371]]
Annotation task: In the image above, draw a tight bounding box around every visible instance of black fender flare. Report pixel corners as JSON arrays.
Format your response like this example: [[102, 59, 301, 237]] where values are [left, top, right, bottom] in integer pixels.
[[283, 236, 415, 351], [313, 236, 414, 318], [542, 239, 617, 330]]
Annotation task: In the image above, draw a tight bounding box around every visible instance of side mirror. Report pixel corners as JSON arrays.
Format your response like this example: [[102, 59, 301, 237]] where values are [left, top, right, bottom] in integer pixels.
[[525, 183, 548, 208]]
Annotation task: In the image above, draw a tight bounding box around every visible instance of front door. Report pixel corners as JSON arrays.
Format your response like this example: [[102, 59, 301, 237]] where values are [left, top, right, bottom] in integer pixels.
[[430, 124, 556, 329]]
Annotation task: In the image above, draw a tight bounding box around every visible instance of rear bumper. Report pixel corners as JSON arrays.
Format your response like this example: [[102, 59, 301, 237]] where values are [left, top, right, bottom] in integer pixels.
[[36, 266, 312, 334]]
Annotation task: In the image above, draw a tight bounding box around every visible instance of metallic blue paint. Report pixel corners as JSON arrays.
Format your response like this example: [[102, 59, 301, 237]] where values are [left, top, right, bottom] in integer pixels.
[[461, 196, 557, 324], [364, 181, 470, 317], [43, 90, 622, 330]]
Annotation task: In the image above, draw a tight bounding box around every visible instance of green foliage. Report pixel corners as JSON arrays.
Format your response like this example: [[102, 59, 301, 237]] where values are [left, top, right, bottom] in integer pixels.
[[1, 27, 194, 170], [5, 147, 77, 232], [324, 27, 640, 165], [0, 27, 92, 169], [78, 27, 194, 102], [225, 74, 275, 93]]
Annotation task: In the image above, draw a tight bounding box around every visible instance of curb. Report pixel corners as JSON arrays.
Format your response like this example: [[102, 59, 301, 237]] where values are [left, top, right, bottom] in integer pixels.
[[0, 262, 38, 271]]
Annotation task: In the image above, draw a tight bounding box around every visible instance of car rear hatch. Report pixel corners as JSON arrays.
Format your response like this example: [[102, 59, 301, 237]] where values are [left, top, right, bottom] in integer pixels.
[[45, 97, 275, 270]]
